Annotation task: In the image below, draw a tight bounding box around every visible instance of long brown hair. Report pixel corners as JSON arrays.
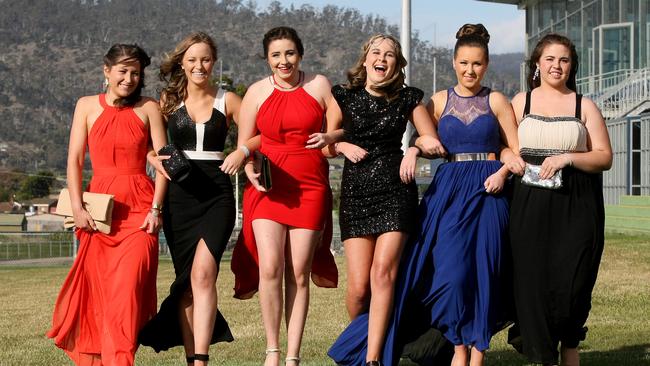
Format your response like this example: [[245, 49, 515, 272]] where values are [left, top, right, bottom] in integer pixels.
[[104, 44, 151, 107], [527, 33, 579, 92], [159, 32, 217, 116], [346, 34, 407, 101]]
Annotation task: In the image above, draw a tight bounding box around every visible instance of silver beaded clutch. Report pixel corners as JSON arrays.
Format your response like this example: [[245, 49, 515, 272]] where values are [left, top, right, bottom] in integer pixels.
[[521, 163, 563, 189]]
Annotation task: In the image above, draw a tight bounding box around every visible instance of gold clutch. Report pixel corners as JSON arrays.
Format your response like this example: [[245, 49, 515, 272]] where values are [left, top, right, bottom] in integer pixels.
[[55, 188, 115, 234]]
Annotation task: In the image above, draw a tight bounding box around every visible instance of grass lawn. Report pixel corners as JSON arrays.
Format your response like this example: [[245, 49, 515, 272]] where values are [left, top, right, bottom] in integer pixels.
[[0, 233, 649, 365]]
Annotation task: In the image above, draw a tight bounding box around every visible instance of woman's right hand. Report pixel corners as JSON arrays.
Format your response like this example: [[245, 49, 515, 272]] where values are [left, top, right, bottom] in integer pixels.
[[336, 142, 368, 163], [221, 149, 246, 175], [73, 207, 97, 232], [244, 157, 268, 192], [147, 151, 171, 180]]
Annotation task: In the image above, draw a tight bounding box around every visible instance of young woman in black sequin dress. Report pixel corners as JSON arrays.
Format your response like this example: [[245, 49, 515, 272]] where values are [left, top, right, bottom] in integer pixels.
[[322, 34, 445, 366]]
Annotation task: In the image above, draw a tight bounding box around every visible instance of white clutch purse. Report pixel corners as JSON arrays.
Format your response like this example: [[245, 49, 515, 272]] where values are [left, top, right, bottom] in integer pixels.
[[521, 164, 563, 190]]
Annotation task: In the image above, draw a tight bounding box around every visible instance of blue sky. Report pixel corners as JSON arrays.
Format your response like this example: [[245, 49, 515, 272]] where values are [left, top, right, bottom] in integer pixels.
[[253, 0, 525, 54]]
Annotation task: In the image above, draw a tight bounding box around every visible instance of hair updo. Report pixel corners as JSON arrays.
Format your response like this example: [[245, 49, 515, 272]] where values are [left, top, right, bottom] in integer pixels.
[[454, 23, 490, 62]]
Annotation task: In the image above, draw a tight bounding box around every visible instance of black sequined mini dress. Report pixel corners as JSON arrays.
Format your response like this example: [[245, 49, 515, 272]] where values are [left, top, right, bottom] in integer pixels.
[[333, 85, 422, 241]]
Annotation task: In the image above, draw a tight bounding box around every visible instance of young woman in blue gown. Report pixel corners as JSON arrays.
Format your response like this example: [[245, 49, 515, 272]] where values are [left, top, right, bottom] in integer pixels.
[[329, 24, 525, 366]]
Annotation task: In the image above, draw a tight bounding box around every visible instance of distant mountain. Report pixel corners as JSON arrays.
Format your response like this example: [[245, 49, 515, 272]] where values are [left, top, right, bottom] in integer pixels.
[[0, 0, 523, 172]]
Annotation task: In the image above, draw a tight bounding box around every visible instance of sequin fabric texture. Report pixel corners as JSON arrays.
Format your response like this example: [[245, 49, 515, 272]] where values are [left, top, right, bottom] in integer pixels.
[[333, 85, 423, 241]]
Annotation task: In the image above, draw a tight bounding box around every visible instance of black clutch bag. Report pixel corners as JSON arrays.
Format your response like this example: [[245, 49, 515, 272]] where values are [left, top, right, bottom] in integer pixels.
[[259, 153, 272, 191], [158, 144, 191, 182]]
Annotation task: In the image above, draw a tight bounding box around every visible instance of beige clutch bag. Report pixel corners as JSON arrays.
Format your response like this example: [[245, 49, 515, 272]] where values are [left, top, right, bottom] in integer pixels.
[[55, 188, 115, 234]]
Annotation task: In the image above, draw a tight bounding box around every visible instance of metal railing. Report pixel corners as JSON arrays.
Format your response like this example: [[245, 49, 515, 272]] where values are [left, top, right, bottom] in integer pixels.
[[578, 68, 650, 119], [0, 231, 75, 262]]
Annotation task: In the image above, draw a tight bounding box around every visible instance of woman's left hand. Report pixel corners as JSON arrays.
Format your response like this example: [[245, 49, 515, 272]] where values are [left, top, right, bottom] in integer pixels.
[[221, 149, 246, 175], [306, 132, 332, 149], [539, 154, 572, 179], [140, 210, 162, 234], [399, 147, 419, 183], [483, 172, 506, 194]]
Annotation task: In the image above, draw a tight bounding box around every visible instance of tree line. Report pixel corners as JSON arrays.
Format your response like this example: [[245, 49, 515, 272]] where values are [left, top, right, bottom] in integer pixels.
[[0, 0, 522, 175]]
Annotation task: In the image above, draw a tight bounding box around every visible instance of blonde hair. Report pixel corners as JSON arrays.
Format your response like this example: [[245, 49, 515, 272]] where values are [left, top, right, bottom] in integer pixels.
[[346, 34, 407, 101], [159, 32, 217, 116]]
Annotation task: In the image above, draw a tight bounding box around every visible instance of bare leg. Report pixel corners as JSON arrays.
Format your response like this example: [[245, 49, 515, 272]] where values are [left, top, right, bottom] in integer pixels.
[[452, 345, 469, 366], [178, 289, 195, 364], [253, 219, 287, 366], [560, 345, 580, 366], [469, 346, 484, 366], [343, 237, 375, 319], [190, 239, 218, 365], [365, 231, 407, 363], [284, 227, 320, 364]]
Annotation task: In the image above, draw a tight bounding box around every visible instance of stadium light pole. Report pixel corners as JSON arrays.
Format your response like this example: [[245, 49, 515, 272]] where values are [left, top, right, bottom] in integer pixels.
[[400, 0, 413, 153]]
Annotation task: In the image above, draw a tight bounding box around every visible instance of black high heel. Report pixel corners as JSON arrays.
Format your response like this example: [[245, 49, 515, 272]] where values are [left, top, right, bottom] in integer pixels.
[[366, 361, 382, 366], [186, 356, 195, 365]]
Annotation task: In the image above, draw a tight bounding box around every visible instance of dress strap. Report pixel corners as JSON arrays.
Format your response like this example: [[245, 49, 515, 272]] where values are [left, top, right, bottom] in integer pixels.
[[523, 91, 531, 117], [99, 94, 111, 109], [575, 93, 582, 119], [214, 88, 226, 115]]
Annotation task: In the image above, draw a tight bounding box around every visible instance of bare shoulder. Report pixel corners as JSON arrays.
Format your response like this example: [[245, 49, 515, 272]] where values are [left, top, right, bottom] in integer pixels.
[[225, 90, 242, 102], [579, 96, 599, 112], [489, 90, 508, 104], [432, 90, 447, 106], [579, 96, 604, 121], [510, 91, 526, 108], [305, 73, 331, 88], [76, 95, 99, 109]]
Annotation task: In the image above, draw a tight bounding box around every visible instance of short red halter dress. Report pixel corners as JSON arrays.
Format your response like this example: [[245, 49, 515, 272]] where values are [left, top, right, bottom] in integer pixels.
[[231, 86, 338, 299], [47, 94, 159, 365]]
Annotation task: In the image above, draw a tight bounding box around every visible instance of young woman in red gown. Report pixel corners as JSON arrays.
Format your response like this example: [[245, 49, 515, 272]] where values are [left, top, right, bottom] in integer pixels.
[[230, 26, 338, 366], [47, 44, 168, 366]]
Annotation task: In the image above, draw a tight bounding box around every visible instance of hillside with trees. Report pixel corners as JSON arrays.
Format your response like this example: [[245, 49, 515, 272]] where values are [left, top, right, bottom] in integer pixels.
[[0, 0, 523, 174]]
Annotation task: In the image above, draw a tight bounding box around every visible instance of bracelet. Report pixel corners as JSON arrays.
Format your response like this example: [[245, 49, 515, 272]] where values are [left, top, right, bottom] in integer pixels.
[[238, 145, 250, 158], [151, 203, 162, 210], [150, 208, 160, 217]]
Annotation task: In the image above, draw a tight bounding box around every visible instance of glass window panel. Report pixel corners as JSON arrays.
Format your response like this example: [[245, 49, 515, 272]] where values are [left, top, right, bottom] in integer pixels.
[[568, 0, 582, 13], [623, 0, 638, 22], [604, 0, 620, 23], [555, 19, 567, 34], [632, 151, 640, 185], [541, 2, 553, 28], [602, 26, 632, 73], [633, 121, 641, 150]]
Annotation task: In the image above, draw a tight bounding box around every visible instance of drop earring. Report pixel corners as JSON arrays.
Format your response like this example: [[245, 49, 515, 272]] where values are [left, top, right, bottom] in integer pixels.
[[103, 78, 109, 89], [533, 65, 540, 81]]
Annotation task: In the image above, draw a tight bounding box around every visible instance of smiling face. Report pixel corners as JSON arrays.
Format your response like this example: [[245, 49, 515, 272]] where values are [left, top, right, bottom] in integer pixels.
[[363, 37, 397, 88], [267, 38, 301, 85], [103, 58, 141, 98], [537, 43, 572, 89], [181, 42, 215, 86], [452, 45, 488, 93]]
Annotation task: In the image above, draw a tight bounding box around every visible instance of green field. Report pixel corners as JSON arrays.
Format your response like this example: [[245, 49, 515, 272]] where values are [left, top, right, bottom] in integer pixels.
[[1, 233, 649, 365]]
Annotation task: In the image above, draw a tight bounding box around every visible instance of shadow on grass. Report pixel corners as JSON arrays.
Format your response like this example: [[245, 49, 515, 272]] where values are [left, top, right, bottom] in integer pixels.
[[483, 343, 650, 366], [398, 341, 650, 366]]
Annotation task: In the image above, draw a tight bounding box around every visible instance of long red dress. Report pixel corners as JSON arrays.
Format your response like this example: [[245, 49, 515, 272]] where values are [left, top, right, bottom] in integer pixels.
[[231, 86, 338, 299], [47, 94, 159, 365]]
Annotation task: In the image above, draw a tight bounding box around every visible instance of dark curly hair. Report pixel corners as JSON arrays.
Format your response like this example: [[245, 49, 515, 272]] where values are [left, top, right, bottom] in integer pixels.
[[103, 44, 151, 107], [262, 26, 304, 58], [454, 23, 490, 62], [526, 33, 579, 92]]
